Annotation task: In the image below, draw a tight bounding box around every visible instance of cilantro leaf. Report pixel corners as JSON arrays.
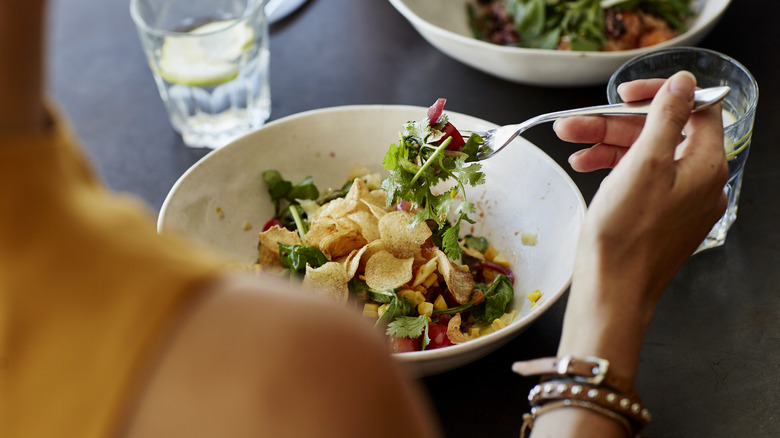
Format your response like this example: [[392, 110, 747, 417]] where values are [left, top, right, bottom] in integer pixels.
[[387, 315, 430, 350], [386, 315, 428, 338], [381, 105, 487, 261]]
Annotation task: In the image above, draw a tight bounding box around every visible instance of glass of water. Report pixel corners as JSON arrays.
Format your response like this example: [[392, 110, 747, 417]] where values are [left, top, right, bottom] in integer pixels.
[[130, 0, 270, 149], [607, 47, 759, 254]]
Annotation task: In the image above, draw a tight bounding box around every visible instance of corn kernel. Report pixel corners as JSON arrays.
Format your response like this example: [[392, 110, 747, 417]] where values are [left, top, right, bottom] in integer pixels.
[[491, 318, 507, 331], [418, 302, 434, 317], [413, 285, 427, 294], [378, 303, 389, 317], [422, 273, 438, 288], [399, 289, 425, 307], [433, 294, 448, 310], [527, 289, 542, 308], [362, 303, 379, 319], [482, 269, 497, 283], [468, 326, 481, 338], [492, 256, 511, 267], [243, 221, 253, 231], [521, 231, 538, 246], [484, 246, 499, 261]]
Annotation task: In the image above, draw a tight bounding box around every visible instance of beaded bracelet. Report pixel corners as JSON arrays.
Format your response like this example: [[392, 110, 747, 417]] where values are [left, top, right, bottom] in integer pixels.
[[520, 399, 633, 438]]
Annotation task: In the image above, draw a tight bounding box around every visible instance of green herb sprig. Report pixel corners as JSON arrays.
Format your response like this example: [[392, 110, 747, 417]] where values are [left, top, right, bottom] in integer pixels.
[[382, 117, 486, 260]]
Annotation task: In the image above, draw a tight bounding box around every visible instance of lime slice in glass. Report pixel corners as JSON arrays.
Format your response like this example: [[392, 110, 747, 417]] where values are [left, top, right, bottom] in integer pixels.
[[157, 20, 254, 87]]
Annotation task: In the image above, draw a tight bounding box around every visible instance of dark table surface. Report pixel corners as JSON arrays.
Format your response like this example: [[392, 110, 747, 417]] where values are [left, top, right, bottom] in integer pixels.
[[48, 0, 780, 436]]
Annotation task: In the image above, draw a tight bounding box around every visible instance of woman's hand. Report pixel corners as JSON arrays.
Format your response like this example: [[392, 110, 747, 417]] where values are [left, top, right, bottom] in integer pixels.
[[569, 72, 729, 311], [530, 72, 729, 438]]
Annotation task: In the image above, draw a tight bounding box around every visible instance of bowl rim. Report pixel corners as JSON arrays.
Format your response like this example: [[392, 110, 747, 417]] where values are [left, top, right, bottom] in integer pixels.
[[388, 0, 732, 59], [159, 103, 587, 363]]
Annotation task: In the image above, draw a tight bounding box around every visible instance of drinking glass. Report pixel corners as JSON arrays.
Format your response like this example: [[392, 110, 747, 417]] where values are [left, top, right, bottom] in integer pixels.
[[130, 0, 271, 149], [607, 47, 759, 253]]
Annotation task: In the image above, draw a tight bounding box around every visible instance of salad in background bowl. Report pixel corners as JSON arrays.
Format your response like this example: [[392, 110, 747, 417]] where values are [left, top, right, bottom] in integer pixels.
[[388, 0, 731, 86], [158, 104, 586, 377]]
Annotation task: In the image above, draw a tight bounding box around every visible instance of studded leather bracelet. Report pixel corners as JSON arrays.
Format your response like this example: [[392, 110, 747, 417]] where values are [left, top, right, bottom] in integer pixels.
[[513, 355, 650, 437]]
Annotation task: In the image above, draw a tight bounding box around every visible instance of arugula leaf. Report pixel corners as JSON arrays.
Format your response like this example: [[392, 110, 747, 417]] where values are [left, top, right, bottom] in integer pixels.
[[464, 235, 489, 253], [278, 243, 328, 274], [471, 275, 515, 326], [262, 170, 320, 217], [348, 278, 397, 304], [263, 170, 293, 217]]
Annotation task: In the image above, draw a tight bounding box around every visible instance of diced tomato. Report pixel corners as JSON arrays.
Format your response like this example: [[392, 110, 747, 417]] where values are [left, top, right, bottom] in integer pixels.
[[390, 335, 421, 353], [427, 322, 454, 350], [262, 217, 282, 231], [441, 122, 465, 151], [427, 98, 447, 126]]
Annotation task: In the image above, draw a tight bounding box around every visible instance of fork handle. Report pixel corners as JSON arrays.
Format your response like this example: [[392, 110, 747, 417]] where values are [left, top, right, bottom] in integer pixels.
[[534, 86, 729, 122]]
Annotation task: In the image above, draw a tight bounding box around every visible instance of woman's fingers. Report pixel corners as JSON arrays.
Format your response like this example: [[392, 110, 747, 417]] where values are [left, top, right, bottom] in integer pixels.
[[631, 71, 697, 161], [616, 78, 666, 102], [554, 115, 646, 146], [568, 143, 630, 172]]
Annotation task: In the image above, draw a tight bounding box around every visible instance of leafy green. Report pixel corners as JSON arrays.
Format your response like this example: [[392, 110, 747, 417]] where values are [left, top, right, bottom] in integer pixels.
[[278, 243, 328, 274], [434, 274, 514, 320], [470, 0, 693, 50], [387, 315, 431, 350], [262, 170, 320, 218], [471, 275, 515, 326], [381, 115, 487, 260], [348, 278, 398, 304], [375, 296, 413, 329], [463, 235, 489, 253]]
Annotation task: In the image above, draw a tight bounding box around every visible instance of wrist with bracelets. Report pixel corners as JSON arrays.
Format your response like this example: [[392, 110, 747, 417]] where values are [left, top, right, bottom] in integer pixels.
[[513, 355, 650, 438]]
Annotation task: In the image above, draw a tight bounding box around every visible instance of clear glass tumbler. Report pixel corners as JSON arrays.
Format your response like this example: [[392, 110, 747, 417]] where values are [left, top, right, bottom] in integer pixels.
[[130, 0, 271, 149], [607, 47, 759, 254]]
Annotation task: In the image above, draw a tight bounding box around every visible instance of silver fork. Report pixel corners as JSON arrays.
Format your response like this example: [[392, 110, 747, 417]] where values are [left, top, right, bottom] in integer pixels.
[[464, 86, 730, 161]]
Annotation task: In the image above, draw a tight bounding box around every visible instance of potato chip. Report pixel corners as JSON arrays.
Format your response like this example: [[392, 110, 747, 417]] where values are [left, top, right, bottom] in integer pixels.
[[318, 229, 367, 260], [361, 199, 388, 222], [347, 210, 380, 242], [446, 313, 471, 344], [378, 211, 432, 259], [303, 261, 350, 305], [341, 245, 369, 278], [365, 250, 414, 291], [345, 177, 369, 204], [364, 190, 388, 209], [257, 225, 302, 266], [435, 249, 475, 304]]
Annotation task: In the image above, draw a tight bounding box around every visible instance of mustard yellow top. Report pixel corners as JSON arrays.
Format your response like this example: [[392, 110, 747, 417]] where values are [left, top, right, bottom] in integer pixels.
[[0, 109, 224, 437]]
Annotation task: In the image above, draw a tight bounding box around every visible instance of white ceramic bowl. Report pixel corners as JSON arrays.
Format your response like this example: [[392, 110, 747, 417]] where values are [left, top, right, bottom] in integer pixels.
[[388, 0, 731, 87], [158, 105, 586, 377]]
